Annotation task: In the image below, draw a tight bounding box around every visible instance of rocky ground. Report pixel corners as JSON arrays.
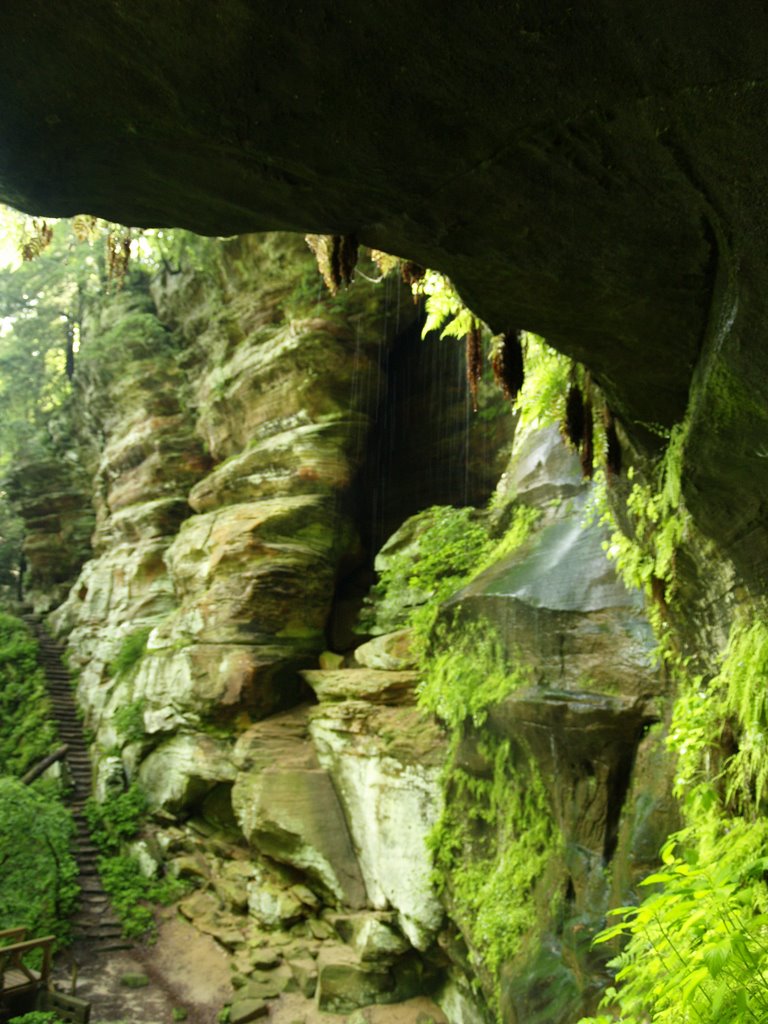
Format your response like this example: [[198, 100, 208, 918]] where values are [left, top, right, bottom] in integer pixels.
[[53, 905, 447, 1024]]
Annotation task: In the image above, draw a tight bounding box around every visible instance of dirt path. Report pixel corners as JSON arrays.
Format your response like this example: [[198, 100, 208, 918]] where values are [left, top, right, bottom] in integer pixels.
[[54, 910, 232, 1024]]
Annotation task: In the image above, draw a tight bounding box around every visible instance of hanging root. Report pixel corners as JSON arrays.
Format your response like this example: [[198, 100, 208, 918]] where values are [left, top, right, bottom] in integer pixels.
[[106, 228, 132, 289], [580, 381, 594, 478], [20, 219, 54, 261], [490, 330, 524, 402], [563, 382, 585, 449], [604, 406, 622, 477], [401, 260, 426, 292], [466, 319, 483, 413], [305, 234, 359, 294], [338, 234, 358, 287]]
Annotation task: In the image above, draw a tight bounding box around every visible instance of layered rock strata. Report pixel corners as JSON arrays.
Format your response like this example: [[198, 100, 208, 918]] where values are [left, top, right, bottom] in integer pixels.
[[12, 236, 679, 1022]]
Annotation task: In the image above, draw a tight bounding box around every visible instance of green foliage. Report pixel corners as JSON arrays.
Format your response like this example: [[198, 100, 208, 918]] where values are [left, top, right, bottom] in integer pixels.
[[581, 611, 768, 1024], [108, 627, 151, 677], [418, 618, 530, 728], [361, 505, 494, 637], [137, 228, 222, 279], [600, 423, 688, 605], [668, 615, 768, 816], [363, 503, 539, 652], [0, 613, 57, 776], [474, 504, 540, 576], [85, 783, 147, 852], [417, 271, 476, 341], [113, 698, 147, 744], [0, 777, 79, 944], [98, 854, 188, 938], [9, 1014, 66, 1024], [579, 817, 768, 1024], [516, 333, 573, 431], [0, 498, 24, 589], [87, 783, 188, 937], [80, 312, 172, 367], [429, 736, 560, 1010]]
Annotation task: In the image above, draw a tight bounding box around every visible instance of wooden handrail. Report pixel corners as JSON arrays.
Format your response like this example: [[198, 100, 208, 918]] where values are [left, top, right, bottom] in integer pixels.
[[0, 934, 55, 992], [21, 744, 69, 785], [0, 926, 28, 944]]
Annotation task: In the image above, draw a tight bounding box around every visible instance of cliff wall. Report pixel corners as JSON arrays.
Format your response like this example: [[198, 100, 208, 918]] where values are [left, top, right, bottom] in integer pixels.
[[5, 233, 693, 1023]]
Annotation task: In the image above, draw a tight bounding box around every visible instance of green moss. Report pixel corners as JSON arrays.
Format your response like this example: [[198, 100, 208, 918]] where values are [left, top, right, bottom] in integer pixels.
[[113, 698, 147, 744], [109, 626, 152, 677], [429, 735, 560, 1015], [418, 617, 530, 728], [81, 312, 173, 364], [362, 502, 538, 647]]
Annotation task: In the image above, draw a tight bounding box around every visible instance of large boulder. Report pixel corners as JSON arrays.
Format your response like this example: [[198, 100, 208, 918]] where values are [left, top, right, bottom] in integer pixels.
[[232, 708, 367, 907], [309, 701, 446, 950]]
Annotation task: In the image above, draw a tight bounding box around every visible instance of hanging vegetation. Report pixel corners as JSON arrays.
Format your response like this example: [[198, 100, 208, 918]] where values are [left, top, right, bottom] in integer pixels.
[[563, 381, 586, 450], [466, 318, 483, 412], [581, 386, 595, 479], [604, 406, 622, 477], [305, 233, 359, 294], [490, 331, 524, 402]]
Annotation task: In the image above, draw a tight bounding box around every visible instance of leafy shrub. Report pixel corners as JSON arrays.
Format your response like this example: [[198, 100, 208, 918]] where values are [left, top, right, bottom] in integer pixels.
[[108, 627, 151, 677], [579, 817, 768, 1024], [0, 777, 79, 943], [98, 855, 188, 938], [0, 613, 57, 776], [9, 1013, 66, 1024], [87, 783, 188, 937], [85, 783, 147, 852], [580, 612, 768, 1024]]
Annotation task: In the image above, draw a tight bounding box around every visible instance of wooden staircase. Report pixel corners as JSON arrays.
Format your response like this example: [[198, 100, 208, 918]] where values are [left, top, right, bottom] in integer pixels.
[[23, 616, 129, 952]]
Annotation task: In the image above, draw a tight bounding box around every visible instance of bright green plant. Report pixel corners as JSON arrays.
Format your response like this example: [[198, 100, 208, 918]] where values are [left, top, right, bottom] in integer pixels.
[[0, 777, 79, 944], [87, 783, 188, 937], [9, 1013, 66, 1024], [418, 617, 530, 728], [97, 854, 188, 938], [430, 735, 560, 1011], [600, 422, 688, 607], [416, 271, 476, 341], [580, 610, 768, 1024], [108, 626, 152, 677], [113, 698, 147, 744], [579, 816, 768, 1024], [515, 333, 573, 431], [85, 783, 147, 851], [363, 502, 539, 653], [361, 504, 493, 638], [0, 613, 57, 777]]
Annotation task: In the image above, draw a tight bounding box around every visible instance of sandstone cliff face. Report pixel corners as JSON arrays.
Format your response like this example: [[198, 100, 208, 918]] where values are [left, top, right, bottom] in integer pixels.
[[13, 235, 677, 1023]]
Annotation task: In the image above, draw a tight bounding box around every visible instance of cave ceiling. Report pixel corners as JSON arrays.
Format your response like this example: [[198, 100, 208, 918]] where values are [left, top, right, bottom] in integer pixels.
[[3, 2, 768, 581]]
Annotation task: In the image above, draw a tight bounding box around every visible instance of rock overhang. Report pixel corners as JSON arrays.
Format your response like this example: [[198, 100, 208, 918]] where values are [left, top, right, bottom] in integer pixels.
[[3, 3, 768, 578]]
